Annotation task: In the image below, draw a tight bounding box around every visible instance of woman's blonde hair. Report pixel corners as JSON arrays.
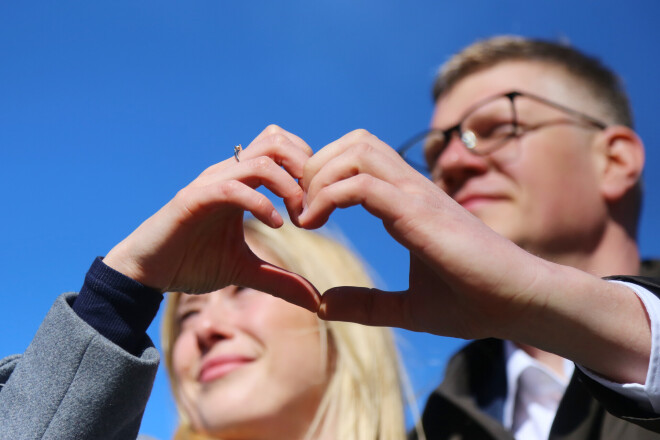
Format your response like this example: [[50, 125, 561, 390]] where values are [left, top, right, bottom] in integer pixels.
[[161, 219, 407, 440]]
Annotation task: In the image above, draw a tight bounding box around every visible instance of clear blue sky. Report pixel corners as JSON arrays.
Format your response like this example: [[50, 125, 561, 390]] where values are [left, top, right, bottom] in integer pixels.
[[2, 1, 659, 438]]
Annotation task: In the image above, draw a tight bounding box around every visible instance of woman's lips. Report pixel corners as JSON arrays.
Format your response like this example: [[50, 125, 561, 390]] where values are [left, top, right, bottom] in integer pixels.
[[199, 355, 254, 383]]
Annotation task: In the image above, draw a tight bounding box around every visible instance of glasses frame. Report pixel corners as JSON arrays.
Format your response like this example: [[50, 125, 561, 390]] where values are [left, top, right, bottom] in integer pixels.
[[397, 90, 608, 174]]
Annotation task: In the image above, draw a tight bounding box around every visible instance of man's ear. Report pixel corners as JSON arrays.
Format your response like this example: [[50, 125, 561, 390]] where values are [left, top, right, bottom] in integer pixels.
[[594, 125, 645, 203]]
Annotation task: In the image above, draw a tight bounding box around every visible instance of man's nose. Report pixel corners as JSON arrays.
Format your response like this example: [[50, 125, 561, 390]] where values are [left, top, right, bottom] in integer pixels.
[[434, 134, 490, 190]]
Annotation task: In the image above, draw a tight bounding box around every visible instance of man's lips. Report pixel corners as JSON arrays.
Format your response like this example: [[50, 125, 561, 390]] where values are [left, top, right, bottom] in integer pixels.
[[199, 355, 254, 383], [455, 193, 506, 211]]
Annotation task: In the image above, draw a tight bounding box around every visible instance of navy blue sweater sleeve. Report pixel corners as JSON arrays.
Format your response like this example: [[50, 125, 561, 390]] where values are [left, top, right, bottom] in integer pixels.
[[73, 257, 164, 356]]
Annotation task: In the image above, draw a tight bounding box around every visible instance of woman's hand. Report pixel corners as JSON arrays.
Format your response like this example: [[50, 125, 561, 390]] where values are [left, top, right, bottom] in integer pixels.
[[103, 125, 321, 311]]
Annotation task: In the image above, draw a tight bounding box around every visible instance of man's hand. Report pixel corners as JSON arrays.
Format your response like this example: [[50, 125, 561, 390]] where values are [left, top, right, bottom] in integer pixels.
[[298, 129, 651, 384], [103, 125, 321, 312], [298, 129, 543, 338]]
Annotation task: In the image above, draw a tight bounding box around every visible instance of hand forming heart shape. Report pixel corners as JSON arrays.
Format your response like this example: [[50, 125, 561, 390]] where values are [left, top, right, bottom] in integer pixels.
[[103, 125, 321, 312]]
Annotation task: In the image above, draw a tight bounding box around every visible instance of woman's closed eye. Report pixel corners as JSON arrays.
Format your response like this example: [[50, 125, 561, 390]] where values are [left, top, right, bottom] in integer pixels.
[[180, 309, 200, 321], [176, 297, 204, 326]]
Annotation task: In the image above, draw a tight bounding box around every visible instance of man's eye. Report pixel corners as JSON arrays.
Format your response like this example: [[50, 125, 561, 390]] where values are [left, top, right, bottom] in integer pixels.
[[491, 122, 517, 136], [423, 137, 446, 168], [474, 121, 516, 139]]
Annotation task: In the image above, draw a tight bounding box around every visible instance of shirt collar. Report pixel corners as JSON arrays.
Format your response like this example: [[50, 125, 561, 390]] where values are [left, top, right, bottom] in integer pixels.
[[502, 340, 574, 429]]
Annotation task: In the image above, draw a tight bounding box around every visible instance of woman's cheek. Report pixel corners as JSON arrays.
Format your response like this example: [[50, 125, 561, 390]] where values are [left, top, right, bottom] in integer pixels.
[[172, 332, 198, 378]]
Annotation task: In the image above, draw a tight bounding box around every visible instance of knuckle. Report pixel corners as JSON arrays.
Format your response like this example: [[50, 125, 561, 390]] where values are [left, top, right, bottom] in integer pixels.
[[353, 174, 374, 193], [269, 133, 288, 148], [349, 128, 372, 139], [302, 160, 312, 176], [289, 183, 304, 198], [264, 124, 283, 135], [251, 155, 272, 170], [354, 173, 372, 186], [312, 185, 331, 205], [353, 141, 375, 155], [255, 194, 270, 211], [218, 179, 241, 196], [174, 186, 192, 202]]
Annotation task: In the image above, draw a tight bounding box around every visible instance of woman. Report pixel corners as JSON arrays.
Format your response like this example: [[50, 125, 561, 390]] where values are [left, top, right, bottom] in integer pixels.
[[161, 219, 408, 440], [0, 125, 419, 440]]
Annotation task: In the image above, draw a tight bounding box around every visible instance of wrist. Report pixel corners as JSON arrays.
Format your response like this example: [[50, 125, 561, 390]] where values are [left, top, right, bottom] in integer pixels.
[[103, 243, 164, 292], [502, 263, 651, 383]]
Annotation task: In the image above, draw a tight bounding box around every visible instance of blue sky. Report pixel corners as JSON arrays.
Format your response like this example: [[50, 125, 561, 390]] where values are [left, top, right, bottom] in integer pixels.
[[2, 1, 659, 438]]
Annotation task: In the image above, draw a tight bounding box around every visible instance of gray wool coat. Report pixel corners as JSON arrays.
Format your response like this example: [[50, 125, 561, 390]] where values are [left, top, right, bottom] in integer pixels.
[[0, 293, 159, 440]]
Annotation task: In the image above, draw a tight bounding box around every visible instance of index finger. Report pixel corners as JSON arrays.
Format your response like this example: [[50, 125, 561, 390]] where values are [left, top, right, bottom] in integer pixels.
[[243, 125, 313, 179], [302, 129, 398, 192], [249, 124, 314, 157], [236, 250, 321, 313], [202, 125, 313, 181]]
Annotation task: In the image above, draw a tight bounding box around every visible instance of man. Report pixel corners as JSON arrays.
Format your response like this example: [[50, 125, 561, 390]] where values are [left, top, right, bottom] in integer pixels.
[[299, 36, 660, 438]]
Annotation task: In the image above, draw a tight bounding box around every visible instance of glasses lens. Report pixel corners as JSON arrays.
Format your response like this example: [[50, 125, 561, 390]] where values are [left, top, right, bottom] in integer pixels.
[[399, 95, 518, 179], [399, 130, 446, 177], [461, 95, 517, 154]]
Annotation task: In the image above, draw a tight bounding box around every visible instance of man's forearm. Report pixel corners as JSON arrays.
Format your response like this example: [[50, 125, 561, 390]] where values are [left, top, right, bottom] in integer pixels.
[[502, 262, 651, 385]]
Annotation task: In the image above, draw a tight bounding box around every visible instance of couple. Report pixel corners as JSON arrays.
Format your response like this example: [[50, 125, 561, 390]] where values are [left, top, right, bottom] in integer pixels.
[[3, 36, 660, 440]]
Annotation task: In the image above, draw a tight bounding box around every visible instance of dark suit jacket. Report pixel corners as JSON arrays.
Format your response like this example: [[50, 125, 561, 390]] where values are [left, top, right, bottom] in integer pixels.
[[411, 266, 660, 440]]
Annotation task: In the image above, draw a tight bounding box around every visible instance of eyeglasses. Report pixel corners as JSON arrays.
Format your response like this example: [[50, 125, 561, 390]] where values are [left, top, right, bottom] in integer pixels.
[[397, 90, 608, 178]]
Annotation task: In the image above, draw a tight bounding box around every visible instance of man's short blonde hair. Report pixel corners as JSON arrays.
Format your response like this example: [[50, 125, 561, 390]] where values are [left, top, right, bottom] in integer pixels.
[[433, 35, 643, 236], [433, 36, 634, 128]]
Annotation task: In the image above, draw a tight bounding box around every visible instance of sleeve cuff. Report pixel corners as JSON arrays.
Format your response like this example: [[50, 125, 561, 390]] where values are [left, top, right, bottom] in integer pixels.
[[576, 280, 660, 413], [72, 257, 164, 355]]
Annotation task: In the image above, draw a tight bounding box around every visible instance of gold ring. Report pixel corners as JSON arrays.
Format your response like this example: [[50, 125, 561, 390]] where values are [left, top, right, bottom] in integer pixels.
[[234, 144, 242, 162]]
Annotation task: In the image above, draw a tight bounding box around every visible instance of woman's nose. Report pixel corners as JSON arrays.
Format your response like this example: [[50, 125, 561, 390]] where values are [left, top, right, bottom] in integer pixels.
[[193, 305, 236, 354]]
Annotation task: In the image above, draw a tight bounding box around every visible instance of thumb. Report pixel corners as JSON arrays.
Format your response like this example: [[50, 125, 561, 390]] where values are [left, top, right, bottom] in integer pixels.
[[318, 286, 411, 329], [235, 253, 322, 313]]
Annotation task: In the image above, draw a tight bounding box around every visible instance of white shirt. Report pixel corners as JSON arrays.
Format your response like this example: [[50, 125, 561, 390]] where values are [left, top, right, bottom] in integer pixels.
[[502, 280, 660, 440], [503, 341, 573, 440]]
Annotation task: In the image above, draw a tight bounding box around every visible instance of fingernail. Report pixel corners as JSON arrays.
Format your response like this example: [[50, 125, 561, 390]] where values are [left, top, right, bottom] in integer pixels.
[[270, 209, 283, 227], [318, 300, 327, 319], [299, 192, 308, 219]]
